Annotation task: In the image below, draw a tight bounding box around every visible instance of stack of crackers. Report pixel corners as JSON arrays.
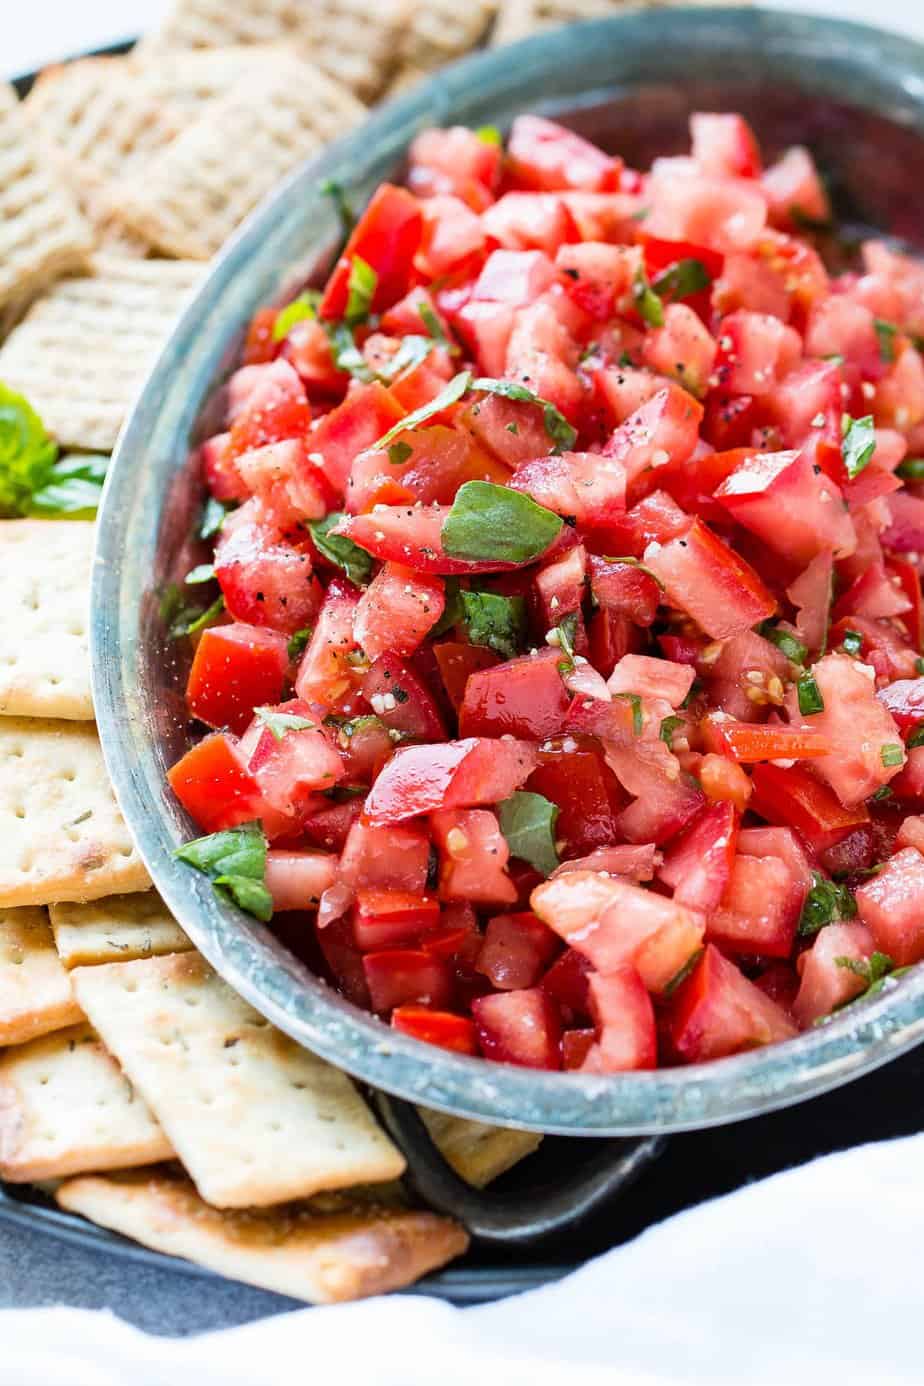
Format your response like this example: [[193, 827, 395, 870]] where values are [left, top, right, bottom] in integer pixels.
[[0, 0, 716, 1301]]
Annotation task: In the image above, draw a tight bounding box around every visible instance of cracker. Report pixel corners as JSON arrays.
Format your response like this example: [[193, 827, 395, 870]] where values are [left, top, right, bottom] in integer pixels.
[[113, 57, 365, 261], [139, 0, 407, 100], [0, 256, 203, 450], [57, 1168, 469, 1303], [0, 84, 93, 327], [0, 520, 93, 720], [400, 0, 497, 73], [492, 0, 662, 44], [419, 1109, 543, 1187], [0, 718, 150, 907], [22, 59, 178, 229], [71, 953, 406, 1208], [0, 1023, 172, 1182], [50, 891, 191, 969], [131, 45, 292, 116], [0, 907, 82, 1045]]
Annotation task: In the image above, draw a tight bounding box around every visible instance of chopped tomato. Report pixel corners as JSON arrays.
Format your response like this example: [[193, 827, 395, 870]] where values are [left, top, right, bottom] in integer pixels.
[[665, 944, 797, 1062], [362, 652, 447, 742], [792, 920, 875, 1027], [186, 623, 290, 737], [581, 968, 657, 1073], [658, 800, 738, 914], [749, 762, 870, 853], [363, 949, 453, 1012], [338, 819, 430, 893], [475, 912, 561, 990], [391, 1005, 478, 1054], [459, 648, 571, 740], [431, 808, 517, 905], [471, 988, 562, 1068], [527, 736, 626, 858], [352, 890, 441, 950], [265, 850, 337, 912], [507, 115, 622, 193], [353, 563, 444, 662], [363, 737, 537, 825], [856, 846, 924, 965], [168, 733, 264, 834], [319, 184, 423, 321], [644, 517, 777, 640]]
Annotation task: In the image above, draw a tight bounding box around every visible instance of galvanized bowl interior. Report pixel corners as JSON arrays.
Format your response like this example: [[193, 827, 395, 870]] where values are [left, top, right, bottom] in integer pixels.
[[93, 7, 924, 1135]]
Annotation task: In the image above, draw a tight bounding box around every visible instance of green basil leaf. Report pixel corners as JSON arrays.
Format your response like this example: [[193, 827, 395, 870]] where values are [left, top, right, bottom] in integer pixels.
[[835, 950, 894, 985], [613, 691, 644, 736], [659, 714, 683, 746], [497, 791, 559, 877], [430, 577, 463, 639], [418, 302, 456, 352], [476, 125, 502, 146], [387, 441, 413, 467], [470, 377, 577, 453], [345, 255, 377, 325], [790, 206, 833, 233], [841, 628, 863, 657], [797, 671, 825, 715], [798, 870, 858, 936], [442, 480, 563, 565], [200, 495, 233, 539], [459, 589, 526, 660], [320, 177, 355, 241], [554, 610, 579, 663], [272, 292, 319, 342], [27, 452, 108, 518], [168, 594, 225, 640], [651, 258, 711, 302], [255, 707, 317, 741], [213, 874, 274, 922], [907, 723, 924, 750], [184, 563, 216, 585], [374, 371, 471, 449], [309, 511, 373, 586], [897, 457, 924, 481], [632, 270, 664, 328], [325, 321, 375, 382], [873, 319, 898, 364], [376, 334, 434, 381], [287, 627, 313, 661], [174, 822, 271, 921], [0, 382, 59, 517], [881, 742, 904, 767], [759, 622, 808, 666], [871, 785, 893, 802], [842, 414, 876, 480], [663, 947, 705, 997]]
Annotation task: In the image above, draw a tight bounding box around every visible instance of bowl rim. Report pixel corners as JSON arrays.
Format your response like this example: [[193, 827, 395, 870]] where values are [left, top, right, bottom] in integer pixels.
[[92, 5, 924, 1135]]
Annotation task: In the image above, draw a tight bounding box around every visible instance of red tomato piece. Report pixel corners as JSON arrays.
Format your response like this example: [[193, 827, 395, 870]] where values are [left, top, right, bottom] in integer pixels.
[[856, 846, 924, 965], [319, 184, 423, 321], [749, 762, 870, 853], [762, 146, 831, 230], [511, 451, 626, 527], [200, 432, 246, 503], [362, 652, 447, 742], [338, 819, 430, 893], [608, 653, 696, 708], [242, 306, 278, 365], [432, 641, 501, 714], [354, 563, 445, 663], [507, 115, 622, 193], [527, 737, 626, 858], [168, 733, 264, 834], [792, 920, 875, 1027], [214, 515, 322, 636], [186, 623, 290, 737], [264, 850, 337, 912], [458, 648, 571, 740], [475, 912, 561, 990], [700, 717, 831, 764], [580, 968, 657, 1074], [707, 853, 800, 959], [390, 1005, 479, 1054], [715, 449, 856, 567], [690, 113, 762, 179], [658, 801, 738, 914], [363, 949, 453, 1013], [587, 557, 660, 625], [363, 737, 538, 826], [482, 193, 578, 256], [309, 382, 406, 493], [665, 944, 797, 1063], [226, 359, 311, 459], [471, 988, 563, 1069], [352, 890, 441, 950], [418, 194, 486, 278], [431, 807, 517, 905], [294, 577, 361, 708], [562, 1028, 597, 1069], [644, 517, 777, 640], [540, 946, 593, 1021], [334, 505, 571, 577]]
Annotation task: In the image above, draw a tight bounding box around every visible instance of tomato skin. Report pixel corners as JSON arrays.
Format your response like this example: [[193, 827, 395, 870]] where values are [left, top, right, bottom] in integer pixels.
[[715, 448, 856, 567], [215, 516, 322, 636], [390, 1005, 478, 1054], [319, 184, 423, 321], [665, 944, 797, 1063], [707, 852, 800, 959], [310, 382, 406, 494], [186, 623, 290, 737], [540, 946, 592, 1021], [749, 762, 870, 853], [168, 733, 264, 834], [644, 517, 777, 640], [507, 115, 622, 193], [690, 113, 762, 179], [338, 820, 430, 893], [471, 988, 563, 1069], [581, 967, 657, 1074], [363, 737, 538, 826], [459, 648, 571, 740], [700, 717, 830, 764], [352, 890, 441, 950], [242, 306, 278, 366], [432, 641, 500, 715], [588, 557, 660, 625]]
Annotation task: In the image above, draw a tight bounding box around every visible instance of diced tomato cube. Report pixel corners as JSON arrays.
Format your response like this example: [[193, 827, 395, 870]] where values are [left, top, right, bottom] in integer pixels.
[[459, 648, 571, 740], [482, 192, 578, 256], [715, 449, 856, 567], [363, 737, 537, 825], [608, 653, 695, 708], [707, 853, 800, 959], [658, 801, 738, 914], [309, 382, 405, 493], [749, 762, 870, 853], [471, 988, 563, 1069], [644, 517, 776, 640], [168, 733, 264, 834], [186, 623, 290, 737], [856, 846, 924, 964], [792, 920, 875, 1027], [352, 890, 441, 950], [561, 1028, 597, 1069], [354, 563, 444, 663], [390, 1005, 478, 1054], [214, 511, 322, 636], [338, 819, 430, 893], [475, 912, 561, 990], [294, 577, 361, 708], [264, 850, 337, 912], [762, 146, 831, 229], [527, 737, 626, 859], [690, 113, 762, 179], [507, 115, 621, 193], [363, 949, 453, 1012], [319, 184, 423, 321], [361, 652, 447, 742], [665, 944, 797, 1062], [431, 808, 517, 905], [580, 968, 657, 1073]]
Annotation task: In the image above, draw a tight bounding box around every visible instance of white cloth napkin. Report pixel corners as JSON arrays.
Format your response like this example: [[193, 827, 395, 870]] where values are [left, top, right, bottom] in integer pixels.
[[3, 1131, 924, 1386]]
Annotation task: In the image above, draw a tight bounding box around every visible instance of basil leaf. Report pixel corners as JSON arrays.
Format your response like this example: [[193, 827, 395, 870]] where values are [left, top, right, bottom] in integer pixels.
[[255, 707, 316, 741], [759, 622, 808, 666], [471, 377, 577, 453], [613, 691, 644, 736], [430, 577, 463, 638], [897, 457, 924, 482], [841, 628, 863, 657], [0, 382, 59, 517], [497, 791, 559, 877], [874, 318, 898, 364], [374, 371, 471, 449], [174, 821, 272, 922], [459, 589, 526, 660], [907, 723, 924, 750], [442, 480, 563, 565], [632, 270, 664, 328], [917, 658, 924, 675], [651, 258, 711, 302], [663, 947, 704, 997], [797, 672, 824, 715], [798, 870, 857, 936], [418, 302, 456, 352], [881, 742, 904, 767], [309, 511, 373, 586], [345, 255, 377, 324], [27, 453, 108, 518], [388, 441, 413, 467], [200, 495, 232, 539], [554, 610, 579, 663], [168, 594, 225, 640], [320, 178, 355, 241], [476, 125, 502, 146], [287, 627, 313, 661], [184, 563, 216, 585], [842, 414, 876, 480], [660, 714, 683, 746], [835, 950, 894, 985], [871, 785, 893, 802], [325, 321, 375, 382], [272, 292, 319, 342]]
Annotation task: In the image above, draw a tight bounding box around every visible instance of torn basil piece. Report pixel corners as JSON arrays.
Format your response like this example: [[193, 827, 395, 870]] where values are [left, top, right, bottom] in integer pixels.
[[309, 511, 373, 587], [470, 377, 577, 453], [174, 821, 273, 922], [459, 589, 526, 660], [442, 481, 563, 565], [498, 791, 560, 877]]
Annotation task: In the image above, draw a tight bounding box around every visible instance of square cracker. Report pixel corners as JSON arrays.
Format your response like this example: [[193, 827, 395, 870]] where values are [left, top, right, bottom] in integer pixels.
[[57, 1168, 469, 1303], [0, 256, 203, 451], [113, 58, 365, 261], [0, 907, 82, 1045], [71, 953, 406, 1208], [50, 891, 192, 969], [0, 718, 150, 907], [419, 1109, 543, 1187], [0, 83, 93, 326], [0, 520, 94, 720], [131, 45, 294, 117], [399, 0, 497, 73], [0, 1023, 172, 1182], [139, 0, 408, 101]]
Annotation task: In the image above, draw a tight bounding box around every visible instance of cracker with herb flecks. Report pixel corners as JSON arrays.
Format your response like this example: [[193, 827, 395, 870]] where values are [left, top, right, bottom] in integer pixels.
[[50, 892, 192, 969], [0, 718, 150, 907], [0, 907, 82, 1045], [0, 520, 94, 720], [57, 1167, 469, 1303], [0, 1023, 172, 1182], [0, 83, 93, 330], [0, 256, 202, 450], [72, 953, 406, 1208], [112, 57, 365, 261], [419, 1108, 543, 1186]]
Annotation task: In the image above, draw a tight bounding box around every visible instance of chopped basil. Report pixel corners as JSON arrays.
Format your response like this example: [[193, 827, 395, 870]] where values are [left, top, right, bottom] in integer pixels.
[[613, 691, 644, 736], [286, 627, 313, 661], [325, 321, 375, 382], [917, 658, 924, 676], [660, 714, 683, 746], [470, 377, 577, 453], [476, 124, 502, 146], [459, 589, 526, 660], [309, 511, 373, 586], [200, 495, 233, 539], [28, 452, 108, 518], [255, 707, 316, 741], [430, 577, 464, 638], [632, 270, 664, 328], [797, 671, 824, 715], [167, 593, 225, 640], [320, 177, 355, 241], [841, 628, 863, 657], [345, 254, 377, 324], [870, 785, 893, 802], [835, 950, 894, 986], [874, 319, 898, 364], [907, 723, 924, 750], [442, 480, 563, 565], [388, 441, 413, 467], [898, 457, 924, 481], [497, 791, 560, 877], [418, 301, 450, 347], [376, 334, 435, 382], [663, 947, 704, 997], [184, 563, 216, 586], [881, 742, 904, 767], [798, 870, 857, 936], [651, 258, 711, 303], [272, 292, 319, 342], [555, 610, 579, 664], [842, 414, 876, 481], [760, 623, 808, 666], [174, 820, 273, 922], [374, 371, 471, 448]]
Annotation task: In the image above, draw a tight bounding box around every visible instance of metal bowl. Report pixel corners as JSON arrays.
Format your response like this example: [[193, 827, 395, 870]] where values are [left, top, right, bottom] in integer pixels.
[[93, 7, 924, 1136]]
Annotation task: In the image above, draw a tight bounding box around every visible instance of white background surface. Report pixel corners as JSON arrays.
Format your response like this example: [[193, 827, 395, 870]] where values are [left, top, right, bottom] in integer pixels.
[[3, 0, 924, 79]]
